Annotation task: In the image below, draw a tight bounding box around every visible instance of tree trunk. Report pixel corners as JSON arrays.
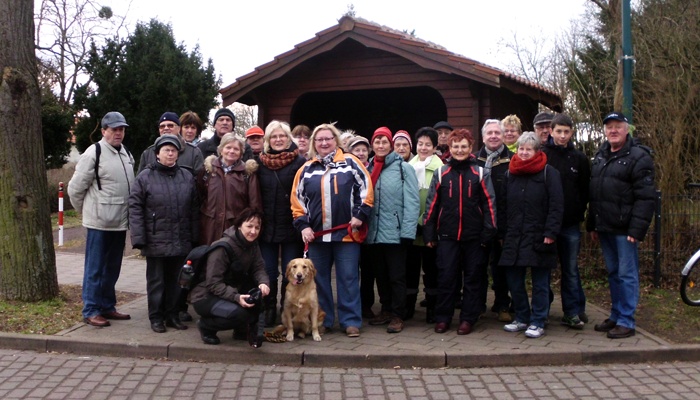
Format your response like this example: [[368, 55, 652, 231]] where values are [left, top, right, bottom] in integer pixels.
[[0, 0, 59, 300]]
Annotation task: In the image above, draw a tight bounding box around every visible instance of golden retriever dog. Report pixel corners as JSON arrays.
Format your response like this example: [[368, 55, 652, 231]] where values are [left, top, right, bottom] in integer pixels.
[[281, 258, 325, 342]]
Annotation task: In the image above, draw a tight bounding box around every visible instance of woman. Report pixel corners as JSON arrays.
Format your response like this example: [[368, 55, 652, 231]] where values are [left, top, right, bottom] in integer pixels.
[[500, 132, 564, 339], [257, 120, 307, 327], [347, 135, 370, 167], [423, 129, 497, 335], [365, 127, 420, 334], [129, 134, 199, 333], [393, 130, 414, 162], [406, 127, 443, 323], [180, 110, 203, 144], [291, 124, 312, 159], [189, 208, 270, 347], [502, 114, 522, 153], [197, 132, 262, 246], [291, 123, 374, 337]]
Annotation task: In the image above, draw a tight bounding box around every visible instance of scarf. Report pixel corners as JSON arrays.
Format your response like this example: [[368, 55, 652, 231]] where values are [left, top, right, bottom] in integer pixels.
[[413, 155, 432, 190], [220, 158, 241, 174], [259, 149, 299, 170], [484, 146, 503, 174], [370, 155, 385, 187], [317, 150, 337, 167], [509, 151, 547, 176]]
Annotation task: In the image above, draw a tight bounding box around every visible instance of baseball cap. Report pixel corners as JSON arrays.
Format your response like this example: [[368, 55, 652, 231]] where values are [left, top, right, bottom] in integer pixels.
[[603, 112, 629, 124], [245, 125, 264, 137], [101, 112, 129, 128]]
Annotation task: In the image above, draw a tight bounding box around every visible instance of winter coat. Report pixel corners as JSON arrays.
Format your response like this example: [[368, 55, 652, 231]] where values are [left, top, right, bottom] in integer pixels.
[[586, 134, 655, 241], [475, 145, 513, 238], [68, 138, 135, 231], [196, 155, 262, 245], [128, 163, 199, 257], [365, 152, 420, 244], [543, 141, 590, 228], [258, 149, 307, 243], [188, 227, 269, 305], [137, 135, 204, 176], [499, 164, 564, 268], [291, 148, 374, 242], [423, 156, 497, 244], [408, 154, 444, 246]]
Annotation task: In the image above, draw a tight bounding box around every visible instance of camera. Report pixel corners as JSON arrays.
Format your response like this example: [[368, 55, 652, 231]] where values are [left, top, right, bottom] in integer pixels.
[[244, 287, 262, 305]]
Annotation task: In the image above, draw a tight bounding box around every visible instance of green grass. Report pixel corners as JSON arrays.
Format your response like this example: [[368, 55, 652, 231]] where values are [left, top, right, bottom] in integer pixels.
[[51, 209, 82, 230]]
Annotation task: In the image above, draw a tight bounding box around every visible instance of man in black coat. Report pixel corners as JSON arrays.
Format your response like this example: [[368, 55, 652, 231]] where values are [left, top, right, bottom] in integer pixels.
[[587, 112, 655, 339]]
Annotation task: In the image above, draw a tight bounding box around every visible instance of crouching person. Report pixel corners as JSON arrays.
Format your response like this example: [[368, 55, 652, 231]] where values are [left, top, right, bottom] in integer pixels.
[[189, 209, 270, 347]]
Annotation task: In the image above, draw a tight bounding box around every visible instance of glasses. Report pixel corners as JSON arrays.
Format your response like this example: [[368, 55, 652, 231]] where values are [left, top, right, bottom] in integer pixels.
[[314, 137, 334, 143], [159, 123, 176, 129], [160, 148, 178, 153], [504, 129, 519, 133]]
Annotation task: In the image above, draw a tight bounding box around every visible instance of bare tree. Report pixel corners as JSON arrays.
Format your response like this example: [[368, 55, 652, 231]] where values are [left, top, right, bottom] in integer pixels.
[[0, 0, 59, 300]]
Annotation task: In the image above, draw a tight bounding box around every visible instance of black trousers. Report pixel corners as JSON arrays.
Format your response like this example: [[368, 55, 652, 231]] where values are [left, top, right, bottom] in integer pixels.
[[193, 295, 261, 335], [485, 239, 511, 311], [366, 243, 407, 318], [359, 244, 375, 311], [146, 256, 184, 322], [406, 244, 438, 297]]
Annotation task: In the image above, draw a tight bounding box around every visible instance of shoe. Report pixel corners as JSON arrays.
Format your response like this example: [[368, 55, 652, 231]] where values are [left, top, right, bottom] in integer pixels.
[[362, 307, 376, 319], [497, 310, 512, 323], [248, 327, 263, 348], [434, 322, 449, 333], [387, 317, 404, 333], [579, 312, 589, 324], [561, 315, 585, 330], [345, 326, 360, 337], [165, 318, 188, 330], [179, 311, 193, 322], [457, 321, 472, 335], [197, 320, 220, 345], [503, 321, 528, 332], [150, 321, 166, 333], [524, 325, 545, 338], [84, 315, 110, 327], [607, 325, 636, 339], [594, 318, 617, 332], [101, 311, 131, 320], [369, 311, 392, 325]]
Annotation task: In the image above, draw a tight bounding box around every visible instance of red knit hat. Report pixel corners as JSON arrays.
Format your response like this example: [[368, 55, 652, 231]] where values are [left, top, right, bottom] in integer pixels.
[[393, 130, 412, 148], [371, 127, 393, 146], [245, 125, 264, 137]]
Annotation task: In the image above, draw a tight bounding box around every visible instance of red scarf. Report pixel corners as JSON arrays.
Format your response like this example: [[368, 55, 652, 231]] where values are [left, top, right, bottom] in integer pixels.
[[509, 151, 547, 175], [370, 155, 385, 187]]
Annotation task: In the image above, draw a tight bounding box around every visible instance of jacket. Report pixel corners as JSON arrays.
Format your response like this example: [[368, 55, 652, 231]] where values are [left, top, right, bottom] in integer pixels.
[[137, 135, 204, 176], [365, 152, 420, 244], [543, 141, 590, 227], [423, 155, 497, 244], [586, 134, 655, 241], [128, 163, 199, 257], [68, 138, 135, 231], [188, 227, 269, 305], [408, 154, 444, 246], [475, 145, 513, 238], [196, 155, 262, 245], [499, 164, 564, 268], [258, 149, 307, 243], [291, 148, 374, 242]]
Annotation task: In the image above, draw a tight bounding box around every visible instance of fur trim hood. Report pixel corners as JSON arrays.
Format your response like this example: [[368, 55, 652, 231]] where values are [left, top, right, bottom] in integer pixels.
[[204, 154, 258, 175]]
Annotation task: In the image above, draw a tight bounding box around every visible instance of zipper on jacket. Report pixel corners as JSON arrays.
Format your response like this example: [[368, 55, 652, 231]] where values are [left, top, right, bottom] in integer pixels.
[[449, 180, 453, 197], [152, 212, 156, 235], [468, 179, 472, 198], [457, 174, 463, 240]]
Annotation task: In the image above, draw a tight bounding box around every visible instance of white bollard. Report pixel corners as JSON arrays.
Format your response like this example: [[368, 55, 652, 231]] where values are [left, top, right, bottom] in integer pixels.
[[58, 182, 64, 247]]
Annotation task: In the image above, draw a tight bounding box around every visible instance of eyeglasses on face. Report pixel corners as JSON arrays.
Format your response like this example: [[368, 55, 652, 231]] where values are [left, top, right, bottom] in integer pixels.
[[314, 137, 335, 143], [159, 123, 176, 129]]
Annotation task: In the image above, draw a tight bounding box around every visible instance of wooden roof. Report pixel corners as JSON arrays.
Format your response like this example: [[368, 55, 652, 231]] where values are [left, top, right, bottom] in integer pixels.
[[220, 16, 562, 109]]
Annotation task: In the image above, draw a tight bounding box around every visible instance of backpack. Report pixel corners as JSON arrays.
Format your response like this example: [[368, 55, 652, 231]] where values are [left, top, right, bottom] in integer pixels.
[[94, 142, 132, 190], [178, 241, 235, 290]]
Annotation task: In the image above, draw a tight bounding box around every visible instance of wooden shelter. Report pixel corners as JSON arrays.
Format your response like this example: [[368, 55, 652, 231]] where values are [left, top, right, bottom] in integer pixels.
[[220, 16, 562, 140]]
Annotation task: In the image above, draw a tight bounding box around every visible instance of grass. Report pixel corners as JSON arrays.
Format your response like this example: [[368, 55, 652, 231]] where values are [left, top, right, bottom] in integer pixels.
[[51, 209, 82, 230]]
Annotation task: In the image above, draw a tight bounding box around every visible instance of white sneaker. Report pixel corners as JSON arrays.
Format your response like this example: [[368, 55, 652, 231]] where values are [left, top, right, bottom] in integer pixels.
[[503, 321, 528, 332], [525, 325, 545, 338]]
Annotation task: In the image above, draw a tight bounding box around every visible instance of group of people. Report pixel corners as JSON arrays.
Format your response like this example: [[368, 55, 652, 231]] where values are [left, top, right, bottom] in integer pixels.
[[68, 106, 655, 347]]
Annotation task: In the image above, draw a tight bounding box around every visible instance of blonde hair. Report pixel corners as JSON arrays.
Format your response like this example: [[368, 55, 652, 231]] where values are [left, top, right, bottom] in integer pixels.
[[309, 123, 342, 159], [263, 120, 293, 153], [501, 114, 522, 132]]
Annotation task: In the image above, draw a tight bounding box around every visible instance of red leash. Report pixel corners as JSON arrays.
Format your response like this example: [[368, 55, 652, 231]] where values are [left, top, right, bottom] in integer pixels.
[[303, 223, 367, 258]]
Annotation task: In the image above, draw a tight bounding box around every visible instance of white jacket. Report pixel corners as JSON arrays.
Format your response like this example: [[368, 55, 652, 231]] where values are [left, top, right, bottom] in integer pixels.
[[68, 138, 135, 231]]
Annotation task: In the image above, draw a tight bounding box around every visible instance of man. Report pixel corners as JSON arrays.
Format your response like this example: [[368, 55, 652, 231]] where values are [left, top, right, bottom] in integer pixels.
[[475, 119, 513, 322], [245, 125, 264, 157], [543, 114, 590, 329], [433, 121, 453, 161], [68, 112, 136, 327], [137, 112, 204, 175], [587, 112, 655, 339], [533, 112, 554, 144], [198, 108, 254, 161]]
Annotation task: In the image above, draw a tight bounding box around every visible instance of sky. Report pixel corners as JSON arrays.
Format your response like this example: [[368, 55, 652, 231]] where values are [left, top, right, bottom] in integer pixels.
[[104, 0, 589, 89]]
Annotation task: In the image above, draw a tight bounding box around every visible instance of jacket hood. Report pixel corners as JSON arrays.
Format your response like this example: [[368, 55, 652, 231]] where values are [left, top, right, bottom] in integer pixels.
[[204, 155, 259, 175]]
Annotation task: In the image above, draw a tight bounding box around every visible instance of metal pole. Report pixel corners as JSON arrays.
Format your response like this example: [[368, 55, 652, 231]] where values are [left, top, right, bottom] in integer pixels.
[[58, 182, 64, 247], [622, 0, 634, 123], [653, 189, 661, 288]]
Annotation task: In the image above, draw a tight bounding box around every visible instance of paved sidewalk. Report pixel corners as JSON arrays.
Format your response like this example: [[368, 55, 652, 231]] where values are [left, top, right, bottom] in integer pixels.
[[2, 251, 699, 369]]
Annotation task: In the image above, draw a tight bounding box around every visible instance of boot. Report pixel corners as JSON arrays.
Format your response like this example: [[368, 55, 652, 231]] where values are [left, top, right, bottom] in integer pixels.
[[404, 294, 417, 320], [425, 294, 436, 324], [264, 281, 278, 327]]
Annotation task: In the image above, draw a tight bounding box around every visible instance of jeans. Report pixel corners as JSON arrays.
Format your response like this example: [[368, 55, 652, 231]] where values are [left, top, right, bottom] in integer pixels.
[[308, 242, 362, 329], [82, 229, 126, 319], [557, 224, 586, 317], [598, 232, 640, 329], [260, 241, 304, 306], [146, 256, 184, 322], [506, 266, 551, 328]]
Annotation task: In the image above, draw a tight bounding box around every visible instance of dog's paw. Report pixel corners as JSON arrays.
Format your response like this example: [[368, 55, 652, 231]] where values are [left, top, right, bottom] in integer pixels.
[[285, 333, 295, 341], [313, 333, 322, 341]]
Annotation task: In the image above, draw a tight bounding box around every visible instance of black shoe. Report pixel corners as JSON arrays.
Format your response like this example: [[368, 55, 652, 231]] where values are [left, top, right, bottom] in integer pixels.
[[426, 307, 436, 324], [165, 318, 188, 330], [197, 320, 220, 345], [247, 324, 263, 348], [607, 325, 636, 339], [179, 311, 193, 322], [150, 321, 166, 333], [594, 318, 617, 332]]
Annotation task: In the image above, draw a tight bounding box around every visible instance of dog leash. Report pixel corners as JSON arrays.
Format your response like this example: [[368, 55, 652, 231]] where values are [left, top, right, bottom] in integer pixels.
[[303, 223, 367, 259]]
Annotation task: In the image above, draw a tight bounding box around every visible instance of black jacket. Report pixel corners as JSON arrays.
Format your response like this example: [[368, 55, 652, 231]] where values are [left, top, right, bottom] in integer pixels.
[[197, 134, 255, 161], [423, 156, 497, 243], [499, 164, 564, 268], [543, 141, 590, 227], [586, 134, 655, 241], [475, 145, 513, 238]]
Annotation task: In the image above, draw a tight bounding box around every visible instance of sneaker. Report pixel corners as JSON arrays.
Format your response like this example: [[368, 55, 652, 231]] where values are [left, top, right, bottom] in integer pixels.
[[561, 315, 585, 330], [387, 317, 404, 333], [524, 325, 545, 338], [503, 321, 528, 332], [579, 312, 589, 324], [497, 310, 513, 322]]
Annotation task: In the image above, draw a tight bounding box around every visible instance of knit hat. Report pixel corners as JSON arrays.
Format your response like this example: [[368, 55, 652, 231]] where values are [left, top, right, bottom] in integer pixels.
[[433, 121, 452, 131], [371, 127, 393, 146], [101, 112, 128, 128], [154, 134, 181, 153], [245, 125, 264, 137], [393, 130, 412, 148], [159, 112, 180, 126], [213, 108, 236, 125]]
